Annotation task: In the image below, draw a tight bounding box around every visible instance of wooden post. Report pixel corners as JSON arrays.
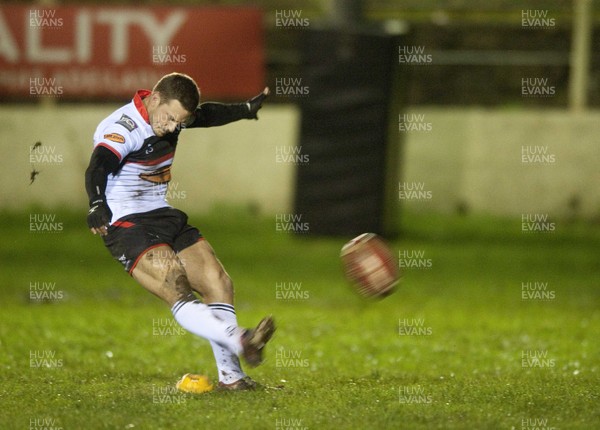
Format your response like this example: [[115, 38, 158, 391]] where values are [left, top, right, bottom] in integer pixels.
[[569, 0, 593, 112]]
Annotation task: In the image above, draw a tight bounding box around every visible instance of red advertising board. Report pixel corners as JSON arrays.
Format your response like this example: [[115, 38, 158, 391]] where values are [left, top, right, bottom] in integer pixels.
[[0, 6, 264, 100]]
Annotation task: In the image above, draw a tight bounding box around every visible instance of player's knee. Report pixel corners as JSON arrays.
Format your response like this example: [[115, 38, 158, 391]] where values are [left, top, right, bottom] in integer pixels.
[[164, 260, 194, 302], [204, 266, 234, 298]]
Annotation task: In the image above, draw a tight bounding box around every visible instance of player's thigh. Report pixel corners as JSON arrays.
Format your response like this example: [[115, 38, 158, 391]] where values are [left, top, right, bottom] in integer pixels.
[[177, 240, 233, 295], [131, 245, 195, 307]]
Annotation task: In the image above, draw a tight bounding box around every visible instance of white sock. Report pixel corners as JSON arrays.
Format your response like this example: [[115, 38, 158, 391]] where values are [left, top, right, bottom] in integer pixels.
[[171, 300, 242, 356], [208, 303, 246, 384]]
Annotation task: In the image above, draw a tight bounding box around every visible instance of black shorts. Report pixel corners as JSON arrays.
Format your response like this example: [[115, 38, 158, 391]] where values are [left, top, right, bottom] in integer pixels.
[[102, 207, 203, 273]]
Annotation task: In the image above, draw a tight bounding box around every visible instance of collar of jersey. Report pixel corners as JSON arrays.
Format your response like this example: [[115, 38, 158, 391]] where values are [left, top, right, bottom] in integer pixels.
[[133, 90, 152, 124]]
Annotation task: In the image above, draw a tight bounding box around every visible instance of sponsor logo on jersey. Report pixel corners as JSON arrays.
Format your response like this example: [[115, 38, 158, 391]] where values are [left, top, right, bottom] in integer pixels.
[[104, 133, 126, 144], [116, 114, 138, 132], [139, 165, 172, 184]]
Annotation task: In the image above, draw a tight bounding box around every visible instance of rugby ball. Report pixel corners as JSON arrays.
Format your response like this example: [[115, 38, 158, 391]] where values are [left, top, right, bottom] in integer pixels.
[[340, 233, 400, 298]]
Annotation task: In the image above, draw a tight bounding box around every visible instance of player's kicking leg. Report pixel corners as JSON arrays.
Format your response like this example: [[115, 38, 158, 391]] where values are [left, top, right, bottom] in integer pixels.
[[131, 244, 275, 391]]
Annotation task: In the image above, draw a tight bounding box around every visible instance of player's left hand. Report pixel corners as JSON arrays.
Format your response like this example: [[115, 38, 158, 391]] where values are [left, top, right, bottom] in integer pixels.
[[87, 198, 112, 236], [246, 87, 269, 119]]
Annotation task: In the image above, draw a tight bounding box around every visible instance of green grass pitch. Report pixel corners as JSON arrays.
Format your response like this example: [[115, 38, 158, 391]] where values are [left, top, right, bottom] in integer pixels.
[[1, 209, 598, 429]]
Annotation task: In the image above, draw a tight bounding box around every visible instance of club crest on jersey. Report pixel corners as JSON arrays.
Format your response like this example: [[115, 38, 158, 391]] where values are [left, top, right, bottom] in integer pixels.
[[139, 165, 172, 184], [116, 114, 138, 132], [104, 133, 126, 144]]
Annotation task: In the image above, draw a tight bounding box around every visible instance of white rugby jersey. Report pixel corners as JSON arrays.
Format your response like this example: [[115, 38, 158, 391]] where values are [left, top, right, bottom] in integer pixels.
[[92, 90, 176, 224]]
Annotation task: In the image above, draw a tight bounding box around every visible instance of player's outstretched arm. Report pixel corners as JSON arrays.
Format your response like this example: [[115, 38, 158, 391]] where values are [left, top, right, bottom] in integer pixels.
[[84, 146, 120, 236], [187, 87, 269, 128]]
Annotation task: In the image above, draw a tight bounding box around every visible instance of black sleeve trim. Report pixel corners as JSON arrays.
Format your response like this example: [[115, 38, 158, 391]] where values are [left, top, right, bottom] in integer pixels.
[[84, 145, 121, 204]]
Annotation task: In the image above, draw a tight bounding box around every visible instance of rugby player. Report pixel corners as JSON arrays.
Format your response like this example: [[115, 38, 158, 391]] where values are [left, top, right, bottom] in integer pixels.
[[84, 72, 275, 391]]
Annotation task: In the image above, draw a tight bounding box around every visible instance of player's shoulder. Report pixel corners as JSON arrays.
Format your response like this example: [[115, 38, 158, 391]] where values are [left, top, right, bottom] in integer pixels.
[[95, 104, 145, 146], [101, 104, 141, 132]]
